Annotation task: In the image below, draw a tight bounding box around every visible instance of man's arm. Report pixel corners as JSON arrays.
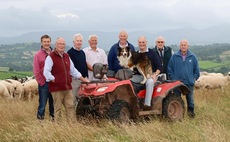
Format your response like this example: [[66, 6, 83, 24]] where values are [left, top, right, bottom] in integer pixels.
[[43, 56, 55, 82]]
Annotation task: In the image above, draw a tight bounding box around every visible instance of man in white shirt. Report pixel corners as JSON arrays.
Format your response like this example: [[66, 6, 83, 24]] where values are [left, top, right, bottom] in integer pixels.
[[44, 37, 89, 122], [83, 34, 108, 80]]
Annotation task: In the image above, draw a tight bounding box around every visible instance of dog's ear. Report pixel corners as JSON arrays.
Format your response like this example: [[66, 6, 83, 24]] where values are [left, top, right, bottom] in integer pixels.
[[126, 46, 130, 51], [117, 47, 122, 56]]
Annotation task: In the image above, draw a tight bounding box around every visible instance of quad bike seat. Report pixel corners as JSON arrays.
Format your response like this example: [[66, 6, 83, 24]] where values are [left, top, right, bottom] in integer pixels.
[[131, 73, 167, 95]]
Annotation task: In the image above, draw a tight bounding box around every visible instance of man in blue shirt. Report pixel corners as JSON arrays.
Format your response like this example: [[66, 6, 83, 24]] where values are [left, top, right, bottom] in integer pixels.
[[108, 30, 135, 73], [168, 39, 200, 118]]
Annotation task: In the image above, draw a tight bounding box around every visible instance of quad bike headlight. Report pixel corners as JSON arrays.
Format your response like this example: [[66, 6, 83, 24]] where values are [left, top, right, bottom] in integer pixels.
[[97, 86, 108, 92]]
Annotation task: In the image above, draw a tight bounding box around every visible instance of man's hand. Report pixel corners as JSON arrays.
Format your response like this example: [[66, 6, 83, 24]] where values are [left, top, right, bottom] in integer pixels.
[[151, 73, 158, 83], [102, 74, 108, 81], [80, 77, 90, 83]]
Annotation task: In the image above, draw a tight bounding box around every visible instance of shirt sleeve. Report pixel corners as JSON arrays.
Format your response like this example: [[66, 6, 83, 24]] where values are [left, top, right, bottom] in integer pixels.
[[43, 56, 55, 82], [33, 54, 44, 85], [102, 50, 108, 65], [69, 57, 82, 79], [108, 47, 114, 70], [193, 56, 200, 80], [167, 56, 174, 80]]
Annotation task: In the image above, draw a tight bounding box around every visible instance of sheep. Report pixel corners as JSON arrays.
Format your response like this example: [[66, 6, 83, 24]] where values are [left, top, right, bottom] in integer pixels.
[[5, 79, 23, 100], [25, 75, 35, 82], [22, 79, 38, 101], [0, 80, 14, 99], [195, 75, 229, 93], [200, 71, 209, 76], [200, 72, 224, 77], [0, 82, 12, 100]]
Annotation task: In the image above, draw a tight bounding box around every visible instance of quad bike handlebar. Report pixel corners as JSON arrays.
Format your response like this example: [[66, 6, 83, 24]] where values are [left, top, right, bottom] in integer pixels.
[[81, 80, 120, 84]]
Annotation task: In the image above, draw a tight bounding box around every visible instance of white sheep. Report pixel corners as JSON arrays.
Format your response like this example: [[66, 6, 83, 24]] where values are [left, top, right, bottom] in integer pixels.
[[22, 79, 38, 101], [195, 75, 229, 93], [0, 80, 14, 98], [0, 82, 12, 100], [200, 72, 224, 77], [5, 79, 23, 100]]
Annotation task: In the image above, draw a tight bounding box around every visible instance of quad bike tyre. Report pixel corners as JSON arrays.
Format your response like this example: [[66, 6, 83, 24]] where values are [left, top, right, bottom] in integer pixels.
[[107, 100, 131, 123], [162, 93, 185, 121]]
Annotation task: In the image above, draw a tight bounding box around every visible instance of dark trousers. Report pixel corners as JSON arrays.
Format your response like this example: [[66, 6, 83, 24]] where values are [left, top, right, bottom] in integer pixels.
[[37, 82, 54, 118]]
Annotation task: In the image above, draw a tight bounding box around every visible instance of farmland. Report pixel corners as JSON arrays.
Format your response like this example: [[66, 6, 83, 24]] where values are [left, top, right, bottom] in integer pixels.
[[0, 85, 229, 141]]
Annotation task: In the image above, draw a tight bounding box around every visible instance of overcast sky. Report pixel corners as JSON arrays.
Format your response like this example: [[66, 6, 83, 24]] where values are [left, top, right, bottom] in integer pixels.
[[1, 0, 230, 37]]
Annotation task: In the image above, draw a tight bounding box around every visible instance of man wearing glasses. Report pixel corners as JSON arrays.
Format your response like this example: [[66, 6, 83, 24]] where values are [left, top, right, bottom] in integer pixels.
[[153, 36, 173, 79], [43, 37, 90, 123]]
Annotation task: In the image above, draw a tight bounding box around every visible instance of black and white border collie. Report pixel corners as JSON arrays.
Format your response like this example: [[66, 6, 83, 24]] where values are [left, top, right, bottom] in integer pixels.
[[117, 46, 152, 84]]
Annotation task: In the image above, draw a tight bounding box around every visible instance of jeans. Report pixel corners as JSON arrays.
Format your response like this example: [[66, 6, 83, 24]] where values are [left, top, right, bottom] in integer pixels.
[[130, 75, 155, 106], [185, 85, 195, 112], [37, 82, 54, 119], [144, 78, 154, 106], [174, 85, 194, 112]]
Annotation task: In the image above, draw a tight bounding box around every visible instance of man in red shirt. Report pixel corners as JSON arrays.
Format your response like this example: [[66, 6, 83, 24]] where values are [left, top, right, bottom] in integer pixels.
[[33, 35, 54, 120]]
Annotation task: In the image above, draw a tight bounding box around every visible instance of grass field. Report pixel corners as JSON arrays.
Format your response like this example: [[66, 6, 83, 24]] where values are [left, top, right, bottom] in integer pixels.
[[0, 71, 33, 80], [199, 60, 230, 70], [0, 85, 229, 141]]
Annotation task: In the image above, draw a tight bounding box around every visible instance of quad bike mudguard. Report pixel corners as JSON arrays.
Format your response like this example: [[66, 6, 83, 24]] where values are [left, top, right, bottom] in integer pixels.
[[136, 80, 190, 116], [137, 80, 190, 98], [78, 79, 137, 107], [78, 79, 136, 97]]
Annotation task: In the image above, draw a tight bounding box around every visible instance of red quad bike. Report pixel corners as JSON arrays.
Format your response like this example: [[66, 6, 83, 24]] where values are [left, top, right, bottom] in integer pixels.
[[77, 63, 191, 123]]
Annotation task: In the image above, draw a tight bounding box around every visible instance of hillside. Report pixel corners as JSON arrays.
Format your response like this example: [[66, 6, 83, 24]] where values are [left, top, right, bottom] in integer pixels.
[[0, 24, 230, 50], [0, 43, 230, 73]]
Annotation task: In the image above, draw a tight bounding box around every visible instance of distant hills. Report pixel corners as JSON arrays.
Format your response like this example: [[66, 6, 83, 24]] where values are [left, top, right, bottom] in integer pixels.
[[0, 23, 230, 51]]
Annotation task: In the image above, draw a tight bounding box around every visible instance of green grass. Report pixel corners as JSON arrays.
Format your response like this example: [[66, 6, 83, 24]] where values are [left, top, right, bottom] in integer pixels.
[[199, 60, 230, 69], [0, 71, 33, 80]]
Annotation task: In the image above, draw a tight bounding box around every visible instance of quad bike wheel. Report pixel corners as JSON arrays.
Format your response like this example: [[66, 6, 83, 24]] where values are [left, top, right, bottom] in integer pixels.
[[162, 93, 185, 121], [107, 100, 131, 123]]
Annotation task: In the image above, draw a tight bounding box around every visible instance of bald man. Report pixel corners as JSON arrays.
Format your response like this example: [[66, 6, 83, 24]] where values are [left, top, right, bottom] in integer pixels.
[[130, 36, 162, 110], [168, 39, 200, 118]]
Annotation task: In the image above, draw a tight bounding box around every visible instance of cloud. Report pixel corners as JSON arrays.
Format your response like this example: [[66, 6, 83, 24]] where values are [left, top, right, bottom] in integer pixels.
[[0, 0, 230, 37], [56, 13, 79, 19]]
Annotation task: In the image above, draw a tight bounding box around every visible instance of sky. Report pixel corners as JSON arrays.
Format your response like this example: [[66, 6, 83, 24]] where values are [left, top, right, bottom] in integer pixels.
[[1, 0, 230, 37]]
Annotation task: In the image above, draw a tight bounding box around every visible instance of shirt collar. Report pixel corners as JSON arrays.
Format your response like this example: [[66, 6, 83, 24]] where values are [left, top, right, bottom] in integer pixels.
[[89, 46, 99, 52], [157, 47, 164, 51], [119, 42, 128, 48], [73, 46, 81, 51], [41, 46, 52, 54], [138, 47, 149, 53]]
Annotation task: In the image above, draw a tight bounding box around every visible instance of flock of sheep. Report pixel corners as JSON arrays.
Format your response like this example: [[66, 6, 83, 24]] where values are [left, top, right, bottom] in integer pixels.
[[194, 72, 230, 93], [0, 76, 38, 101], [0, 71, 229, 100]]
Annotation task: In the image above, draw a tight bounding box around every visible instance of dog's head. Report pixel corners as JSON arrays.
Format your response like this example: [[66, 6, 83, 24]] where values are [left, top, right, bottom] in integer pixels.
[[117, 46, 131, 58]]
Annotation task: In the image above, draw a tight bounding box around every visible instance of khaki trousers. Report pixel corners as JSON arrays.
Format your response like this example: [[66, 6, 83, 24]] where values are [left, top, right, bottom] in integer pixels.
[[51, 90, 76, 123], [71, 78, 82, 110]]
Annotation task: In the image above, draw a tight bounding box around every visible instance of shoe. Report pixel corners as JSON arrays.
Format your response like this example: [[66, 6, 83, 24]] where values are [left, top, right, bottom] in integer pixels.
[[37, 115, 44, 120], [187, 111, 195, 118], [50, 116, 55, 122], [143, 105, 152, 111]]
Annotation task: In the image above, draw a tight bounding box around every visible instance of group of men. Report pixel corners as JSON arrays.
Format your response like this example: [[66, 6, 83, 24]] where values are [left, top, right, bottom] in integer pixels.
[[33, 30, 200, 123]]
